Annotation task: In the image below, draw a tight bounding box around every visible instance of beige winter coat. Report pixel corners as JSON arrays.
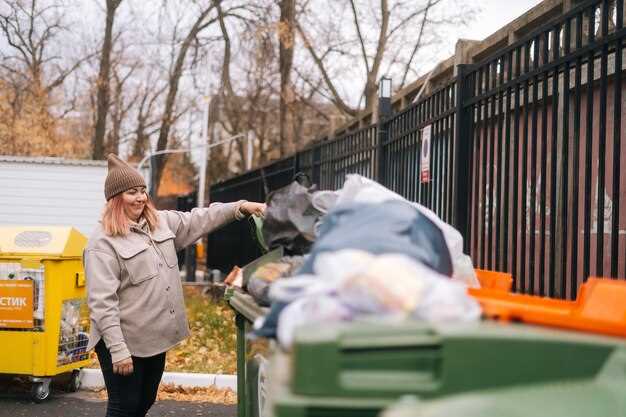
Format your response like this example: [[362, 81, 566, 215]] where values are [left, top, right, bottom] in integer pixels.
[[84, 202, 244, 363]]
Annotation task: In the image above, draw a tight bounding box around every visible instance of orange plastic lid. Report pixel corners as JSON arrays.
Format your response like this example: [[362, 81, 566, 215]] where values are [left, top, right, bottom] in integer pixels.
[[469, 273, 626, 339], [473, 269, 513, 292]]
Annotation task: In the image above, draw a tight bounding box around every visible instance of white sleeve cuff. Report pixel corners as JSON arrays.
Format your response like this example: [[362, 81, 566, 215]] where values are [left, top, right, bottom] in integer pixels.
[[234, 200, 248, 221]]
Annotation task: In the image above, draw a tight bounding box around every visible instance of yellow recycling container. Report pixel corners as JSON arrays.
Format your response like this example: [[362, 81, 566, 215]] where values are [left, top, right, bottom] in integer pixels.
[[0, 226, 90, 402]]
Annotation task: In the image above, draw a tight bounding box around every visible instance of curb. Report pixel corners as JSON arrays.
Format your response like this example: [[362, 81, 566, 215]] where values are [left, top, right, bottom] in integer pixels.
[[80, 369, 237, 392]]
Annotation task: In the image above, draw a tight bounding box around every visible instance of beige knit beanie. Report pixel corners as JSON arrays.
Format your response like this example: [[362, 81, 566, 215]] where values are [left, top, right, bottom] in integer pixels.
[[105, 153, 147, 201]]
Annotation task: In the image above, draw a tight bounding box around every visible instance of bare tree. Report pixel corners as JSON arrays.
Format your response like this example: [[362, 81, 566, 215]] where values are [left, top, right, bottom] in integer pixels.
[[130, 75, 167, 159], [0, 0, 89, 95], [104, 58, 139, 155], [295, 0, 472, 114], [204, 0, 266, 178], [1, 0, 477, 182], [92, 0, 123, 159], [213, 0, 344, 174], [152, 1, 219, 193], [214, 0, 249, 168], [0, 0, 91, 156]]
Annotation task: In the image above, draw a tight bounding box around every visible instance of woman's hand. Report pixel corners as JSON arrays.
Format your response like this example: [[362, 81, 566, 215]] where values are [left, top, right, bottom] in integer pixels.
[[240, 202, 267, 217], [113, 357, 134, 376]]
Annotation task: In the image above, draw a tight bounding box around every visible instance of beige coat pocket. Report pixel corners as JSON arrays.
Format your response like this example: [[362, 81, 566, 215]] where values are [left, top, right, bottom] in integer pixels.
[[152, 229, 178, 268], [118, 243, 158, 284]]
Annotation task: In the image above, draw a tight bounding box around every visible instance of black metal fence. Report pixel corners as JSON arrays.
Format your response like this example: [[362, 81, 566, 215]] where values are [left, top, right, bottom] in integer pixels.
[[206, 157, 297, 273], [383, 82, 458, 224], [465, 0, 625, 299], [207, 0, 625, 299], [298, 124, 378, 191]]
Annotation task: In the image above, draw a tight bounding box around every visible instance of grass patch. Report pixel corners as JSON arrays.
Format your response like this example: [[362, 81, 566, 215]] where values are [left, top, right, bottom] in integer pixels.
[[165, 286, 237, 374]]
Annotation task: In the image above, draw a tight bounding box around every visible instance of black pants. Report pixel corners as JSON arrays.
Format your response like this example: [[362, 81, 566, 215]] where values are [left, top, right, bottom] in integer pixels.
[[95, 339, 166, 417]]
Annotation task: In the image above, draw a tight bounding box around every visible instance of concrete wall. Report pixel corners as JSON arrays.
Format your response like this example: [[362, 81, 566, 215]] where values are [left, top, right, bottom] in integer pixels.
[[0, 157, 107, 237]]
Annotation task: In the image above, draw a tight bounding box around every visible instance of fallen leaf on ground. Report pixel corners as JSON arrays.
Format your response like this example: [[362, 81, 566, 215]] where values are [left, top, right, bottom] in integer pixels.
[[95, 383, 236, 404]]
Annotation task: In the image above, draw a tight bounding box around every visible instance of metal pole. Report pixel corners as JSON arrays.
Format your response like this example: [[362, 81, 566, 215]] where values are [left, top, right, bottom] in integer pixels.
[[148, 154, 157, 198], [246, 132, 253, 171], [376, 78, 392, 184], [198, 93, 210, 208], [145, 153, 152, 196]]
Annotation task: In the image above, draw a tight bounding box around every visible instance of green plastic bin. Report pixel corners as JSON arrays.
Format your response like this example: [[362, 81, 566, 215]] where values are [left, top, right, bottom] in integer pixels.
[[226, 247, 283, 417], [270, 320, 626, 417], [380, 349, 626, 417], [226, 290, 270, 417]]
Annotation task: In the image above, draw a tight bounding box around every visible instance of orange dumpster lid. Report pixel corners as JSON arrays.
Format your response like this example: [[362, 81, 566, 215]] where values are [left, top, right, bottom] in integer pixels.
[[469, 276, 626, 339], [473, 269, 513, 292]]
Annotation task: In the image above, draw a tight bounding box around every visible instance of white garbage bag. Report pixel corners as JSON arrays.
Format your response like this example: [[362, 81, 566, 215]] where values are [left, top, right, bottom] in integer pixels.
[[332, 174, 479, 288], [272, 250, 481, 348]]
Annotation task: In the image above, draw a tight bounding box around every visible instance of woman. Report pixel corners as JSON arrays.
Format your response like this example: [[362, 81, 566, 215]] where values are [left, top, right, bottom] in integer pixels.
[[84, 154, 265, 417]]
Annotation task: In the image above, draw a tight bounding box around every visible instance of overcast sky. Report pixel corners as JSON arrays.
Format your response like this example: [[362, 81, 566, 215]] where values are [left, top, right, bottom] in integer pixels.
[[459, 0, 544, 41]]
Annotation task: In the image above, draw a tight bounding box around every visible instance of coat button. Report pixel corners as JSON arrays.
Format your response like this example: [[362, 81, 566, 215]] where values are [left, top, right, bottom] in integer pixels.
[[159, 263, 163, 267], [166, 286, 170, 291]]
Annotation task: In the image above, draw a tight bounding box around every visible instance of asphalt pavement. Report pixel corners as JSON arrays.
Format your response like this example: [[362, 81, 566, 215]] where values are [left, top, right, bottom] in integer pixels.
[[0, 386, 236, 417]]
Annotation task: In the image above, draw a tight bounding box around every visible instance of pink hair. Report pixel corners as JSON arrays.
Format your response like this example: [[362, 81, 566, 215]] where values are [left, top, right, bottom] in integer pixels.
[[102, 193, 159, 236]]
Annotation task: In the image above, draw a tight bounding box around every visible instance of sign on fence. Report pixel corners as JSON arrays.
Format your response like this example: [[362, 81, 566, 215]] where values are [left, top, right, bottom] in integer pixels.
[[0, 280, 33, 329], [420, 125, 431, 183]]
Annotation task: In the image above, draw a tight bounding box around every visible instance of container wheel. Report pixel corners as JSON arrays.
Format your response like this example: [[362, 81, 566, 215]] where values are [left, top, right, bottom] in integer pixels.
[[31, 381, 50, 403], [66, 369, 82, 392]]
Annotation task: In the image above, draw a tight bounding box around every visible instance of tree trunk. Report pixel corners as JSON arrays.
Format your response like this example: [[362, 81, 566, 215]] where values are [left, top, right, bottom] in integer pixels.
[[364, 77, 377, 110], [92, 0, 122, 160], [364, 0, 389, 110], [107, 107, 122, 155], [279, 0, 296, 157], [132, 127, 148, 159]]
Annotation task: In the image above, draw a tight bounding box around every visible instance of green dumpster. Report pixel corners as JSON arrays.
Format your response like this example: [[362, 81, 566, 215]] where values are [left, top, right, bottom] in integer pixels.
[[226, 247, 283, 417], [270, 320, 626, 417], [226, 290, 270, 417], [380, 349, 626, 417]]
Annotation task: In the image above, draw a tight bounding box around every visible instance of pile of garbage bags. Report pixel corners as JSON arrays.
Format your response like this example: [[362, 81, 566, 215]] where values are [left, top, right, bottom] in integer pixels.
[[228, 174, 481, 349], [247, 256, 305, 307]]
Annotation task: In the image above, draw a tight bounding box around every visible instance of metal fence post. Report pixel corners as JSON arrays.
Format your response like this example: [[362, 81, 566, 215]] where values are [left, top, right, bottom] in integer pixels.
[[312, 145, 321, 187], [294, 150, 300, 176], [376, 77, 393, 184], [452, 64, 473, 252], [376, 121, 386, 185]]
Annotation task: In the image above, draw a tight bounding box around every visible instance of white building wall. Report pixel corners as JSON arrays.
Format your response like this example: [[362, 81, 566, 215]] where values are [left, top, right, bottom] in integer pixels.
[[0, 157, 108, 237]]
